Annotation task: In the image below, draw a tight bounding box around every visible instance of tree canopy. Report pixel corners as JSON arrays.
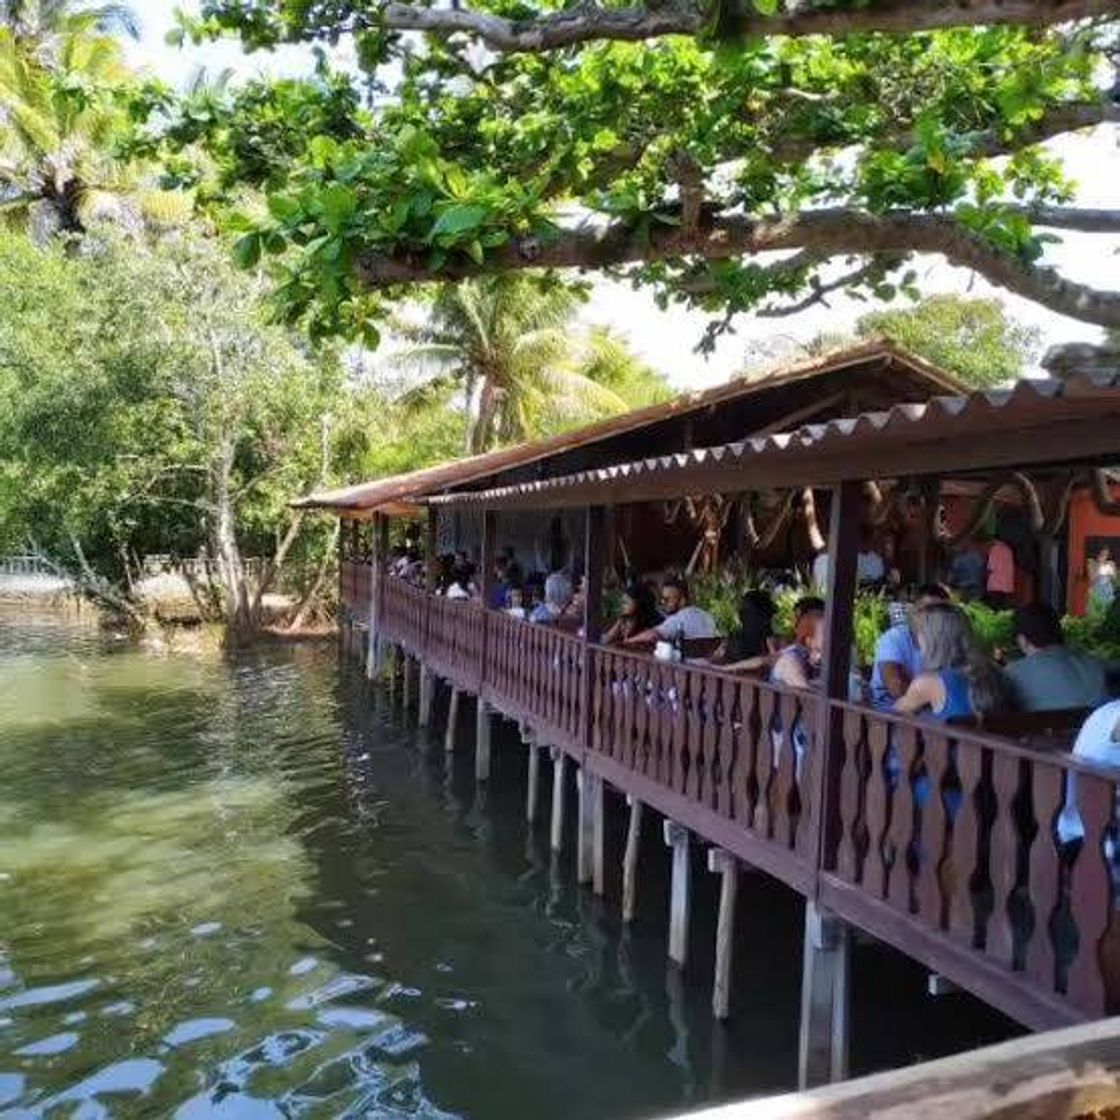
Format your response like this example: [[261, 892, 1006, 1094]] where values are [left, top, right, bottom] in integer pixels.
[[147, 1, 1120, 350], [857, 295, 1040, 387]]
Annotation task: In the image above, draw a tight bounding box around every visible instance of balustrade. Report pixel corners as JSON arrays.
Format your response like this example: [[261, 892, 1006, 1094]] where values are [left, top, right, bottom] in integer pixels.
[[822, 702, 1120, 1026], [486, 610, 584, 750], [366, 576, 1118, 1026]]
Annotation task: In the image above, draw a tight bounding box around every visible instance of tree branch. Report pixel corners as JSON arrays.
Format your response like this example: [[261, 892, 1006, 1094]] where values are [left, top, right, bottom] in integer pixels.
[[756, 253, 905, 318], [766, 99, 1119, 166], [356, 207, 1120, 327], [373, 0, 1119, 54]]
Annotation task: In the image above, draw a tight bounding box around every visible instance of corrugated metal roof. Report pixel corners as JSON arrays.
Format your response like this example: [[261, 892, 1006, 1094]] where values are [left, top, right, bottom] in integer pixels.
[[297, 340, 965, 513], [427, 373, 1120, 510]]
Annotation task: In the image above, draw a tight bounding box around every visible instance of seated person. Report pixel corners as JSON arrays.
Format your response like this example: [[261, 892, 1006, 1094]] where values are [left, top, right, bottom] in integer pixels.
[[444, 562, 476, 600], [869, 584, 951, 709], [770, 597, 825, 690], [1003, 603, 1110, 713], [948, 537, 986, 601], [894, 602, 1007, 722], [719, 589, 778, 674], [505, 584, 527, 620], [530, 571, 572, 623], [856, 526, 886, 587], [562, 575, 587, 622], [1074, 698, 1120, 763], [1057, 699, 1120, 845], [602, 582, 662, 645], [626, 576, 717, 645]]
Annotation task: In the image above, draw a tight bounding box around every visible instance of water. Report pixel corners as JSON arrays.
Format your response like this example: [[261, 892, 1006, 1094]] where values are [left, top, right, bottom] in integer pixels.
[[0, 612, 1018, 1119]]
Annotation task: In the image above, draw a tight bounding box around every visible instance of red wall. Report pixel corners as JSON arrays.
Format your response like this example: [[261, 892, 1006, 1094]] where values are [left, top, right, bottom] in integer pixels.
[[1067, 483, 1120, 615]]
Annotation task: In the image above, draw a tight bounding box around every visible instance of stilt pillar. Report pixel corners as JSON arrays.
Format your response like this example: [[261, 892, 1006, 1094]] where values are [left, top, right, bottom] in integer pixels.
[[475, 701, 492, 783], [622, 797, 643, 923], [798, 901, 851, 1090], [663, 820, 691, 968], [549, 747, 566, 852], [708, 849, 739, 1020], [418, 665, 434, 727], [576, 768, 602, 885], [444, 688, 460, 754], [402, 654, 413, 711], [525, 730, 541, 823], [591, 776, 606, 896]]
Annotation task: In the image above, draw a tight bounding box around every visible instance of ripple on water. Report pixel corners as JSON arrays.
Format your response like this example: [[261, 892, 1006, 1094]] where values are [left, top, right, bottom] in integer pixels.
[[285, 973, 380, 1011], [163, 1018, 236, 1048], [13, 1031, 80, 1057], [39, 1057, 165, 1113], [0, 978, 99, 1013]]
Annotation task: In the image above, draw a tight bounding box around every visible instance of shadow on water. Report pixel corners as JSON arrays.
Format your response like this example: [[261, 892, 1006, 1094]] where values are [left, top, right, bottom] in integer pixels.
[[0, 613, 1019, 1119]]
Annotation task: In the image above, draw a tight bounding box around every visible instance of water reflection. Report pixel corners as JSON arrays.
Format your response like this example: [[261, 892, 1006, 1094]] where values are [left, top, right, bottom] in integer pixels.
[[0, 614, 723, 1120], [0, 611, 1017, 1120]]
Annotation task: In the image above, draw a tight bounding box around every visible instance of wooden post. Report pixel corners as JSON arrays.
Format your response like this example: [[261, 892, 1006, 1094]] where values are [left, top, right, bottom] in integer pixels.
[[583, 504, 606, 755], [708, 849, 739, 1020], [337, 518, 347, 654], [919, 477, 942, 585], [798, 901, 851, 1089], [424, 505, 439, 591], [402, 653, 413, 711], [663, 820, 691, 967], [622, 796, 643, 923], [444, 688, 460, 754], [577, 767, 599, 884], [525, 730, 541, 823], [475, 700, 492, 782], [1039, 532, 1062, 609], [480, 508, 497, 606], [550, 747, 566, 852], [592, 774, 606, 896], [418, 666, 434, 727], [367, 513, 389, 679], [816, 480, 862, 873]]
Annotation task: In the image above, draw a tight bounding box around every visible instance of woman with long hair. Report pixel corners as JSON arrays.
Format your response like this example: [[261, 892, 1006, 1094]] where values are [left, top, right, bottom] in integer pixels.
[[602, 582, 662, 644], [894, 601, 1006, 720]]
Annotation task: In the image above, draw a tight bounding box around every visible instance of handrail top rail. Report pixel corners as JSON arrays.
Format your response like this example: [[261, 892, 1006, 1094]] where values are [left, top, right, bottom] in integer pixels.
[[827, 697, 1108, 778]]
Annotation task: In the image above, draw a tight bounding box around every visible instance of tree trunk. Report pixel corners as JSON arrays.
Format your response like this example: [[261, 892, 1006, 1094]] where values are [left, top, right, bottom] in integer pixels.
[[471, 378, 500, 453], [288, 521, 341, 631], [212, 439, 254, 641]]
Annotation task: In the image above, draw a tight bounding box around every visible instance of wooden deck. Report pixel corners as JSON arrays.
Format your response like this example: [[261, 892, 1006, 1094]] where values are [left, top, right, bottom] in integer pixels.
[[354, 572, 1120, 1035]]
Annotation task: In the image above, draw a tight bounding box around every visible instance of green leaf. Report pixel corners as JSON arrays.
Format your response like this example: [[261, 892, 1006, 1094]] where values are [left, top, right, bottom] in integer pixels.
[[752, 0, 779, 13], [430, 204, 488, 238], [319, 184, 357, 233], [266, 194, 301, 223], [233, 233, 261, 270]]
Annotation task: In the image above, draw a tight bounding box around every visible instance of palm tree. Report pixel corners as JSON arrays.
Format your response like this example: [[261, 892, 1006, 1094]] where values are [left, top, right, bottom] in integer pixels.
[[0, 1, 140, 47], [0, 20, 185, 238], [393, 277, 640, 454]]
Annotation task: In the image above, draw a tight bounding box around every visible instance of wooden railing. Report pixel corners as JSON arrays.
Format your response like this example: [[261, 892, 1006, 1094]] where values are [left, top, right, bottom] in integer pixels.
[[369, 577, 1120, 1027], [382, 577, 428, 657], [819, 703, 1120, 1028], [339, 560, 371, 620], [589, 648, 820, 891], [425, 593, 486, 691], [485, 610, 584, 749]]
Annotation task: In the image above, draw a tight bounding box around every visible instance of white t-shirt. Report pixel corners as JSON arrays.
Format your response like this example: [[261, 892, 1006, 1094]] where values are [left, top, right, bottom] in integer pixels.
[[812, 552, 829, 590], [857, 549, 886, 583], [656, 605, 718, 641], [1057, 700, 1120, 843]]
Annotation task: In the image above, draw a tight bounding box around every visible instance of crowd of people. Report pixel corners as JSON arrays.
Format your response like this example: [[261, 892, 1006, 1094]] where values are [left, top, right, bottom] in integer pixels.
[[390, 540, 1119, 764]]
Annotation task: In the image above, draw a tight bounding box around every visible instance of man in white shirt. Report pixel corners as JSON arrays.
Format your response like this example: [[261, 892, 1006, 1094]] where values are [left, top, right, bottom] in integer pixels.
[[1057, 699, 1120, 844], [626, 576, 717, 645]]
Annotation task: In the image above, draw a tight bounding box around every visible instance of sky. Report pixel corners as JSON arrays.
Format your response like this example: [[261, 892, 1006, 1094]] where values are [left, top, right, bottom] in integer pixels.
[[128, 3, 1120, 390]]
